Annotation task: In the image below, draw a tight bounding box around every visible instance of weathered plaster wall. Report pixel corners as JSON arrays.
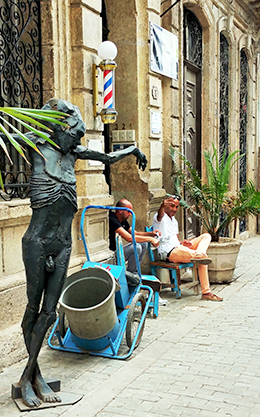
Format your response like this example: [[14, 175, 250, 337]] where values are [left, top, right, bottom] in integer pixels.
[[106, 0, 152, 231]]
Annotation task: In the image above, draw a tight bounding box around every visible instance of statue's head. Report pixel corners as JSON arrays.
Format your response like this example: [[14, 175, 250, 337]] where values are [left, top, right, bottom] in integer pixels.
[[42, 98, 87, 154]]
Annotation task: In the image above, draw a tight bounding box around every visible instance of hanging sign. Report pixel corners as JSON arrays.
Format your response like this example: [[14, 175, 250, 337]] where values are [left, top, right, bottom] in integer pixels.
[[150, 22, 178, 80]]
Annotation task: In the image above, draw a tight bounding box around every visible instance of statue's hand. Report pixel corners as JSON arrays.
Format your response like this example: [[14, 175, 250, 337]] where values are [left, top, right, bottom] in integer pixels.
[[133, 148, 147, 171]]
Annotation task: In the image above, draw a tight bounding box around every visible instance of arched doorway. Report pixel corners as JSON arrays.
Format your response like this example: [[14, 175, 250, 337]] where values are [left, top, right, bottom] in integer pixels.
[[183, 7, 202, 238]]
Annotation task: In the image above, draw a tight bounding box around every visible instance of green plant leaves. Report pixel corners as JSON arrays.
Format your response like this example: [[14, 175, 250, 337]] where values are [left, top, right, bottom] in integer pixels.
[[169, 144, 258, 241]]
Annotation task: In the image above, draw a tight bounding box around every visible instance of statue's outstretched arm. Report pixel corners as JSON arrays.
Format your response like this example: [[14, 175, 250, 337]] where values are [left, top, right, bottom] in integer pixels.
[[0, 132, 36, 147], [74, 145, 147, 171]]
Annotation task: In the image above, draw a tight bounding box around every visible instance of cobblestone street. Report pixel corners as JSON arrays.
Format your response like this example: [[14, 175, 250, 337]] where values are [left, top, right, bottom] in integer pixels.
[[1, 236, 260, 417]]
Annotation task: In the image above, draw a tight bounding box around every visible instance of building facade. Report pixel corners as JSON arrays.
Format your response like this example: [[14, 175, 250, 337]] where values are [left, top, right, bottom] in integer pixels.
[[0, 0, 259, 368]]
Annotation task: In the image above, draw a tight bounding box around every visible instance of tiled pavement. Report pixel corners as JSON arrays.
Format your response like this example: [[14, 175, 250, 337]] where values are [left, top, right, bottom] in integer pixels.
[[1, 236, 260, 417]]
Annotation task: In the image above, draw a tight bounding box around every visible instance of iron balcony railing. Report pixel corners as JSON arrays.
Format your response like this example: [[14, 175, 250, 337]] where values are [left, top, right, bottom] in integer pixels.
[[0, 170, 30, 200]]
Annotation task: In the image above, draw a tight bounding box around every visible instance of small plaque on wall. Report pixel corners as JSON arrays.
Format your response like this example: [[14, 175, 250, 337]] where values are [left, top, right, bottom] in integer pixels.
[[151, 111, 161, 135], [88, 139, 103, 166]]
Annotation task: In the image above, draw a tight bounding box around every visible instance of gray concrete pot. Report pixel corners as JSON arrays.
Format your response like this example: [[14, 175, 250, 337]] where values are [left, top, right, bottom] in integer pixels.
[[207, 237, 242, 283]]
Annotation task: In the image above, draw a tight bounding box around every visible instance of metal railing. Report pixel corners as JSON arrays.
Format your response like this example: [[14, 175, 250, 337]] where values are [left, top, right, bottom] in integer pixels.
[[0, 171, 30, 201]]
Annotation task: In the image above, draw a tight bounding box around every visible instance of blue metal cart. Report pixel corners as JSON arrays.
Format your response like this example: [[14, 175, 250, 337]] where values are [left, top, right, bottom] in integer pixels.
[[48, 205, 154, 359]]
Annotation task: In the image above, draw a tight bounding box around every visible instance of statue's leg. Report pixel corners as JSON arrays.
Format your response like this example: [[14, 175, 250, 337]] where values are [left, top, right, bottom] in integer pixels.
[[20, 309, 56, 407], [30, 246, 72, 404], [20, 201, 74, 407], [21, 307, 60, 404], [19, 236, 47, 407]]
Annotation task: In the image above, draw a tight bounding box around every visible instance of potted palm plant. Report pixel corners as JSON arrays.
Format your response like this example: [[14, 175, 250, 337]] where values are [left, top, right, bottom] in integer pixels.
[[170, 144, 260, 283]]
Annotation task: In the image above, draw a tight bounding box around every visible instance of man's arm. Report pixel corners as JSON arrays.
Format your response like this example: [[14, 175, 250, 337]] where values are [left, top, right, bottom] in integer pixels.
[[129, 229, 161, 238], [156, 199, 167, 222], [116, 226, 159, 247], [74, 145, 147, 171], [156, 196, 177, 221]]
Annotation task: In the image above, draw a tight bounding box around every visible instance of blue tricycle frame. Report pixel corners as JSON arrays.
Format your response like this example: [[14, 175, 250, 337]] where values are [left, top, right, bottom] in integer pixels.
[[48, 205, 154, 360]]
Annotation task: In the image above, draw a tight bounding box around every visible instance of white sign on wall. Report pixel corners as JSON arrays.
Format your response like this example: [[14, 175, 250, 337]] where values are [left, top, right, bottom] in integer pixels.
[[88, 139, 103, 166], [151, 111, 161, 135], [150, 22, 178, 80]]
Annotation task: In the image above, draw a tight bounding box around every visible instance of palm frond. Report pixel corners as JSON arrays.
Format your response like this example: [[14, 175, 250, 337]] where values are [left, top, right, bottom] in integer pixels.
[[0, 107, 68, 189]]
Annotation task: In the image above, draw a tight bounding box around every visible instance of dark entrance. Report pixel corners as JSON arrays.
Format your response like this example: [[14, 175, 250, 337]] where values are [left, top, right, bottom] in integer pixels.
[[183, 8, 202, 238], [101, 0, 111, 192]]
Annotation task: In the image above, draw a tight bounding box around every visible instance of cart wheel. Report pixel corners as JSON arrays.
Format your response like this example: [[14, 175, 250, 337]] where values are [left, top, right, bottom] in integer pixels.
[[58, 312, 69, 338], [126, 293, 146, 349]]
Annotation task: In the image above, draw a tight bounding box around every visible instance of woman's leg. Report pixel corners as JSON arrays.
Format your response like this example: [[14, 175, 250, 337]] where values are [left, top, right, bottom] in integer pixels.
[[189, 233, 211, 256], [168, 244, 210, 295], [168, 245, 195, 263], [197, 264, 210, 294]]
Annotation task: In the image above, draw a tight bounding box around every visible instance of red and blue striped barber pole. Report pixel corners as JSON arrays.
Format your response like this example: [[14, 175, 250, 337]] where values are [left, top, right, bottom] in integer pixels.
[[103, 69, 114, 109]]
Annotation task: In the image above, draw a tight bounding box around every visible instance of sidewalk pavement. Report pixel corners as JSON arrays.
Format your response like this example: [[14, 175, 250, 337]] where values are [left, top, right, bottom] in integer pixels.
[[1, 236, 260, 417]]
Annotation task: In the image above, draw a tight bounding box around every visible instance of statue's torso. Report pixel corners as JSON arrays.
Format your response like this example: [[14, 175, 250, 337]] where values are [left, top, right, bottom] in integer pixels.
[[29, 142, 78, 210]]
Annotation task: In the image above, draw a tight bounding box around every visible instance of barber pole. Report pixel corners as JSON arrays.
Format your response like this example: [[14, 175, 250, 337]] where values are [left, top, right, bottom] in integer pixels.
[[103, 69, 114, 109], [95, 41, 118, 123]]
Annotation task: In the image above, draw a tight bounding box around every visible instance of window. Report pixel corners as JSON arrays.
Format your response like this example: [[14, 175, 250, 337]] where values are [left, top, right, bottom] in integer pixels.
[[0, 0, 42, 200], [184, 7, 202, 69], [239, 49, 248, 232], [219, 33, 229, 162]]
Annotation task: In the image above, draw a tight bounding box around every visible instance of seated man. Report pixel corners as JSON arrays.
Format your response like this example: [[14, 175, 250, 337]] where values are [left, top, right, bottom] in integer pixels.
[[109, 198, 160, 273], [153, 196, 223, 301]]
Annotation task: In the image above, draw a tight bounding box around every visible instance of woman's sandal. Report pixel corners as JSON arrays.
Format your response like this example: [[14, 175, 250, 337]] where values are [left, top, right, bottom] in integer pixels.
[[201, 292, 223, 301], [191, 257, 212, 265]]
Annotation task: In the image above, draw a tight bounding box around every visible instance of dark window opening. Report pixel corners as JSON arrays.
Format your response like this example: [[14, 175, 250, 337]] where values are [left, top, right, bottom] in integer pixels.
[[184, 7, 202, 69], [101, 0, 111, 193]]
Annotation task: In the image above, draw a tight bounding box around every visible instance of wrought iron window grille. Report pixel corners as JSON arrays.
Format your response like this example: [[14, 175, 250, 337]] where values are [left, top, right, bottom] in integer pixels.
[[219, 33, 229, 163], [184, 8, 202, 69], [239, 49, 248, 233], [0, 0, 42, 200]]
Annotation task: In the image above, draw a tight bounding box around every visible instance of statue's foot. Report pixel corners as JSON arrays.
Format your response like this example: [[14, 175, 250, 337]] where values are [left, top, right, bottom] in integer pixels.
[[19, 379, 41, 408], [33, 374, 61, 403]]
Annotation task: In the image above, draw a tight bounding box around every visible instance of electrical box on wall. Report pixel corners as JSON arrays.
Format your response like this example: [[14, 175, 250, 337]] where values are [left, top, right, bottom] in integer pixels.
[[112, 142, 136, 152], [112, 130, 135, 143]]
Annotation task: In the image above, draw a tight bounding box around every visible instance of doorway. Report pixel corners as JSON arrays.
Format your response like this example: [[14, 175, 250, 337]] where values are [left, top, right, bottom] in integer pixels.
[[183, 61, 201, 238], [183, 8, 202, 238]]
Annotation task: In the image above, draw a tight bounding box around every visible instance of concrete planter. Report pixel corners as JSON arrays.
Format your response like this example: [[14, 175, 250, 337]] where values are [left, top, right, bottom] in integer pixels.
[[207, 237, 242, 283]]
